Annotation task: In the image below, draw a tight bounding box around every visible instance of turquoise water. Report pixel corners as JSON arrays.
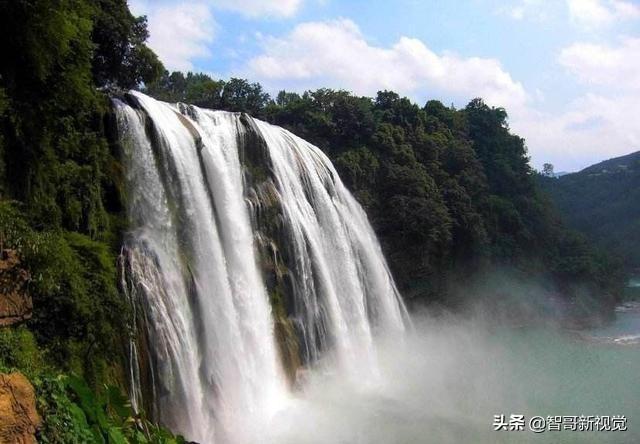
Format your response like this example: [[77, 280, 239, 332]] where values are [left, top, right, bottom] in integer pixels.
[[591, 303, 640, 344], [624, 278, 640, 301], [267, 309, 640, 443]]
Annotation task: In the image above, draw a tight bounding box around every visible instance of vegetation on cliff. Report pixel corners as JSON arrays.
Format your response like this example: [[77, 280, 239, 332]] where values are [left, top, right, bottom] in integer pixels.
[[0, 1, 183, 441]]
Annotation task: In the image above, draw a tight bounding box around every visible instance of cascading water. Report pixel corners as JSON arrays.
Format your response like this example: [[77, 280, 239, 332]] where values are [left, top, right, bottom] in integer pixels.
[[254, 120, 408, 377], [115, 91, 407, 443]]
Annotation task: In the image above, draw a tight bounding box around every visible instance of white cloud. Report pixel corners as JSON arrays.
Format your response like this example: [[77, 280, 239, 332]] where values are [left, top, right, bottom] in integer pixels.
[[126, 0, 304, 70], [498, 0, 550, 21], [500, 0, 640, 27], [129, 1, 215, 71], [212, 0, 303, 17], [513, 93, 640, 170], [514, 35, 640, 170], [567, 0, 640, 28], [247, 19, 528, 110], [559, 37, 640, 89]]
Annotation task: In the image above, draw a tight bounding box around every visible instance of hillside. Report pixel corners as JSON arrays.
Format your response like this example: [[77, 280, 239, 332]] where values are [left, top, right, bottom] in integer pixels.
[[540, 151, 640, 270]]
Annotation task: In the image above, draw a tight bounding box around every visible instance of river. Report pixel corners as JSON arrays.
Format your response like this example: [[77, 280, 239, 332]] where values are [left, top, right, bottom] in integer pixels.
[[265, 305, 640, 443]]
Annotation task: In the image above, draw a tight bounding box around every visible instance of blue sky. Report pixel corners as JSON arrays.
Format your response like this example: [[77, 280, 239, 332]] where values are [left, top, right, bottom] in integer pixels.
[[129, 0, 640, 171]]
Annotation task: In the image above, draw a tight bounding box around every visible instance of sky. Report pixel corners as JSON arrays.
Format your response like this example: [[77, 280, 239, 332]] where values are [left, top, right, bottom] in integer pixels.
[[128, 0, 640, 172]]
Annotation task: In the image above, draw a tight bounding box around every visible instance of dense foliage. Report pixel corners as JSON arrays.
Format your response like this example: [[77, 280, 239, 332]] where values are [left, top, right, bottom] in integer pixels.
[[145, 74, 625, 313], [145, 72, 270, 116], [0, 328, 185, 443], [0, 0, 163, 366], [0, 201, 126, 383], [0, 1, 182, 441], [539, 151, 640, 272]]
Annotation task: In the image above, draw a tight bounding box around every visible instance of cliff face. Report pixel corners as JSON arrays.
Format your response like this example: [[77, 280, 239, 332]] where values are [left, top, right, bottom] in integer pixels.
[[0, 250, 32, 327], [0, 372, 41, 444]]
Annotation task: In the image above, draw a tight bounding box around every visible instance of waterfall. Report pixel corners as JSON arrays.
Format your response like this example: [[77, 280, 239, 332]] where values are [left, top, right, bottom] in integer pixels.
[[115, 91, 407, 443]]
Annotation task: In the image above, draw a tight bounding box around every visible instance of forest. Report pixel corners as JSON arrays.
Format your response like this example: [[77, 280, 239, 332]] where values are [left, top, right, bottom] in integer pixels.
[[540, 151, 640, 273], [0, 1, 627, 442]]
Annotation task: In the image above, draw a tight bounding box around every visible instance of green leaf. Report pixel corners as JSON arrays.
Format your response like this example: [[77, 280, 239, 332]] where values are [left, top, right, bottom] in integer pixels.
[[106, 384, 133, 422], [107, 426, 128, 444]]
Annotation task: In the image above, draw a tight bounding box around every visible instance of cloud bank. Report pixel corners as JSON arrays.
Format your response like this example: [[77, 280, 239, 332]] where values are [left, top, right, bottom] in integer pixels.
[[128, 0, 305, 71], [248, 19, 527, 111], [567, 0, 640, 28]]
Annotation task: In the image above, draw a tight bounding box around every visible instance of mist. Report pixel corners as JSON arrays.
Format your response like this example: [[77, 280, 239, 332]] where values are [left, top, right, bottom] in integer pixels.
[[264, 308, 640, 444]]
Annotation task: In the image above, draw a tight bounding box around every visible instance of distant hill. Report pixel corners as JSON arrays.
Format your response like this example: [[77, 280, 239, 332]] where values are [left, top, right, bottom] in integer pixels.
[[540, 151, 640, 270]]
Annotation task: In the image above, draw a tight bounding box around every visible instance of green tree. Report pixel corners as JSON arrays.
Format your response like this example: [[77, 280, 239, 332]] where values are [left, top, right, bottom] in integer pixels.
[[91, 0, 164, 88], [542, 163, 555, 177]]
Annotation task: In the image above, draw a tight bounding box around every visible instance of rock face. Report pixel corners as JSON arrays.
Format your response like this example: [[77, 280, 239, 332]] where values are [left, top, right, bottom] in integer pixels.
[[0, 250, 32, 327], [0, 372, 41, 444]]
